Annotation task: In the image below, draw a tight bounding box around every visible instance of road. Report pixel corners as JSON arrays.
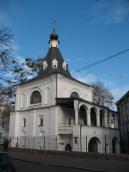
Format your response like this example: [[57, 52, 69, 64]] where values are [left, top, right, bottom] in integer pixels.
[[14, 160, 92, 172]]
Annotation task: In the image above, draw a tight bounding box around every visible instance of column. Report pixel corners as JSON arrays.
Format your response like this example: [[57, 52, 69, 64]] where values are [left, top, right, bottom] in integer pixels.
[[74, 100, 79, 125], [104, 111, 108, 128], [87, 108, 91, 126], [96, 109, 100, 127]]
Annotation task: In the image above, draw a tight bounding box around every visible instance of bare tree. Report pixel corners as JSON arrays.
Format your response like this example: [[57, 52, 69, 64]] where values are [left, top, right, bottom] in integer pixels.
[[0, 84, 14, 105], [92, 81, 114, 107], [0, 27, 13, 69]]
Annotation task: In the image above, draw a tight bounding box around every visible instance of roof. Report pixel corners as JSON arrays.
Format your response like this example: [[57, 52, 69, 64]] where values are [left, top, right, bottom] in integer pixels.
[[19, 72, 94, 89], [70, 77, 94, 89], [17, 31, 93, 89], [38, 47, 71, 78], [56, 97, 117, 113], [116, 90, 129, 105]]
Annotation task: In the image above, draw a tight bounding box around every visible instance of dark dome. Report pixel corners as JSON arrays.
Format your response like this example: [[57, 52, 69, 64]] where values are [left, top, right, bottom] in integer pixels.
[[50, 32, 58, 40]]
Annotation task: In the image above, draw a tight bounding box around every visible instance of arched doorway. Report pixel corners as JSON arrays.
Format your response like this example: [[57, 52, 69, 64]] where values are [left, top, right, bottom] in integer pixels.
[[112, 137, 119, 154], [100, 110, 105, 127], [79, 105, 87, 125], [65, 144, 72, 152], [88, 137, 100, 152], [91, 108, 97, 126]]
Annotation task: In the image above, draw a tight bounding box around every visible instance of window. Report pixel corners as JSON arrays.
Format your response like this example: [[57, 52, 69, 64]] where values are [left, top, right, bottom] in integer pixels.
[[43, 60, 48, 70], [30, 91, 41, 104], [52, 59, 58, 69], [39, 118, 43, 127], [23, 118, 26, 127], [70, 92, 79, 98], [68, 118, 71, 125], [74, 137, 78, 144]]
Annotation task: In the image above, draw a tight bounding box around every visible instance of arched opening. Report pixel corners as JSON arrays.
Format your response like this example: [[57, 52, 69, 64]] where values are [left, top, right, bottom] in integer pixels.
[[79, 105, 87, 125], [112, 137, 119, 154], [107, 113, 110, 127], [111, 115, 115, 128], [100, 110, 105, 127], [65, 144, 72, 152], [91, 108, 97, 126], [70, 92, 79, 98], [88, 137, 100, 152], [30, 91, 41, 104]]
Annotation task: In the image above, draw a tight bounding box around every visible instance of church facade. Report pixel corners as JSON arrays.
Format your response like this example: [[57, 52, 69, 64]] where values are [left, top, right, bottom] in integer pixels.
[[9, 30, 120, 153]]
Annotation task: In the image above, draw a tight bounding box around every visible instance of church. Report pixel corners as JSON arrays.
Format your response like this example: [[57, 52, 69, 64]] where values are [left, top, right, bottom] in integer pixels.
[[9, 29, 120, 153]]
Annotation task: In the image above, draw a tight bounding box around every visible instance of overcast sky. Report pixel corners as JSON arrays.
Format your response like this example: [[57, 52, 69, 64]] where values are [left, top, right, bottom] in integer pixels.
[[0, 0, 129, 102]]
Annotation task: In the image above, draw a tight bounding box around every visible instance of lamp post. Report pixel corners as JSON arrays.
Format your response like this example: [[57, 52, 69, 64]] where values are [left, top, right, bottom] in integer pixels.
[[80, 124, 82, 152]]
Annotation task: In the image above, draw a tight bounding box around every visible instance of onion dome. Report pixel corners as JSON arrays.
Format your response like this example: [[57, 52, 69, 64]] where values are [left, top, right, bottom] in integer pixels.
[[50, 30, 58, 40]]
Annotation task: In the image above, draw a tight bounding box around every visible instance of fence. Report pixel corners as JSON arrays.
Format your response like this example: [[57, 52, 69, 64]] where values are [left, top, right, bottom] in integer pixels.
[[0, 135, 122, 154]]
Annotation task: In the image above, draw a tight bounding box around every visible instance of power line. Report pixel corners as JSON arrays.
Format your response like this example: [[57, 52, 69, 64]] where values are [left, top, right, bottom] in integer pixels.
[[76, 48, 129, 73]]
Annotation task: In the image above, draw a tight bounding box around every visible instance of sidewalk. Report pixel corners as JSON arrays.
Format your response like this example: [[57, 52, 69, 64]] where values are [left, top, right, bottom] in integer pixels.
[[9, 151, 129, 172]]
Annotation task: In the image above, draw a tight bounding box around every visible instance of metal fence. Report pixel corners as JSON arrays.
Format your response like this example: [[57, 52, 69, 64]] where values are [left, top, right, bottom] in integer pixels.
[[0, 135, 122, 154]]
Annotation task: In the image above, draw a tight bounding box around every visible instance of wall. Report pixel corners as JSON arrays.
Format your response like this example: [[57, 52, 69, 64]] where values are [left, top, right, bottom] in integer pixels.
[[15, 75, 57, 111], [57, 74, 93, 102], [73, 125, 120, 153]]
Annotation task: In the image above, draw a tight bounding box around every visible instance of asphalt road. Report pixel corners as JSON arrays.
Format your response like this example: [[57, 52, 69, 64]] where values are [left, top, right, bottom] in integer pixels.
[[14, 160, 92, 172]]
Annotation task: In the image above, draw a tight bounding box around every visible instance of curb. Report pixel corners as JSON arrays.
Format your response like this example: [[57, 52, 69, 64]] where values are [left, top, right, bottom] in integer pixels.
[[12, 157, 109, 172]]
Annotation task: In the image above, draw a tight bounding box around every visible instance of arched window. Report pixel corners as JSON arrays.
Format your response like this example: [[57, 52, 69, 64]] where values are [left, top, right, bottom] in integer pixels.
[[70, 92, 79, 98], [79, 105, 87, 126], [52, 59, 58, 69], [43, 60, 48, 70], [100, 110, 105, 127], [91, 108, 97, 126], [30, 91, 41, 104]]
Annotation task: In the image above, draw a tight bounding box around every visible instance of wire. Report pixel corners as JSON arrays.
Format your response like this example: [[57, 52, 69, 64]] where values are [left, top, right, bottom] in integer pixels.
[[76, 48, 129, 73]]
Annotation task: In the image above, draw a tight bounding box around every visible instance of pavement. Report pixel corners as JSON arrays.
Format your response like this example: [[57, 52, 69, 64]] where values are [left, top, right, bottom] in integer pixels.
[[9, 151, 129, 172]]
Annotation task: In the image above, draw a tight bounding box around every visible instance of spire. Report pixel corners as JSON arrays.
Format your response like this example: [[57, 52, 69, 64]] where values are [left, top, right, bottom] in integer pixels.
[[52, 20, 56, 33], [38, 24, 72, 79], [49, 21, 60, 48]]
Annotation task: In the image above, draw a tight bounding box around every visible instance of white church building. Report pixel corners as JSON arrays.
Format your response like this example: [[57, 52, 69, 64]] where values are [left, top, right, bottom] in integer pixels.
[[9, 29, 120, 154]]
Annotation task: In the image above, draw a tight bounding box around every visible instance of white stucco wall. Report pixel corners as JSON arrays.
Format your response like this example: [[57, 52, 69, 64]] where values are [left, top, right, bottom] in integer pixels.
[[15, 75, 57, 111], [57, 75, 93, 102], [73, 125, 120, 153], [9, 73, 120, 153]]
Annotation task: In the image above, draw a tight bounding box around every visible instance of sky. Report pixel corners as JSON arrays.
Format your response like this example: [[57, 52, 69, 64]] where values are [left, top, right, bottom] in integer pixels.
[[0, 0, 129, 103]]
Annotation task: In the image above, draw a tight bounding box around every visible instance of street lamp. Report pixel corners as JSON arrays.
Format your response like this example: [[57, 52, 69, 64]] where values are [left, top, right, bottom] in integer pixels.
[[80, 124, 82, 152]]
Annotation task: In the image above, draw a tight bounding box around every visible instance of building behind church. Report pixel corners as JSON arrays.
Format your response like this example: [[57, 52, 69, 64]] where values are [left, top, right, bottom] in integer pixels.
[[9, 29, 120, 154], [0, 105, 13, 143], [117, 91, 129, 154]]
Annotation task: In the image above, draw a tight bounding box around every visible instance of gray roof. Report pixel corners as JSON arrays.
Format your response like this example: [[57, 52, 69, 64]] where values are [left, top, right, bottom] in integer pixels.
[[116, 90, 129, 105], [56, 97, 117, 113], [38, 47, 71, 78]]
